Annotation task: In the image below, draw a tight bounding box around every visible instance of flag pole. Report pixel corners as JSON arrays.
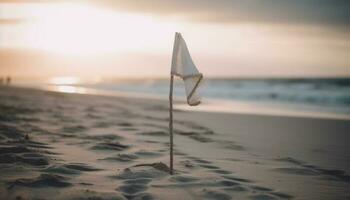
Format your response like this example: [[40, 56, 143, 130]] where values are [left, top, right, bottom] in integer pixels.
[[169, 32, 178, 175], [169, 74, 174, 175]]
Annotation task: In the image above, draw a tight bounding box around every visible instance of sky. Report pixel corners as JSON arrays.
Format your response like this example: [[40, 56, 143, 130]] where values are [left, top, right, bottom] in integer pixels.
[[0, 0, 349, 79]]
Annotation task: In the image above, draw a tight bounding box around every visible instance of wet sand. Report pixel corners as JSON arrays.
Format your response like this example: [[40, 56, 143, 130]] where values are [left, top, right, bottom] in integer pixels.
[[0, 86, 349, 200]]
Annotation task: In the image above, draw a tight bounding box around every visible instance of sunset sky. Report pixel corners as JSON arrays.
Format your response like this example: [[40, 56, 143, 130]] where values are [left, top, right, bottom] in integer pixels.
[[0, 0, 349, 79]]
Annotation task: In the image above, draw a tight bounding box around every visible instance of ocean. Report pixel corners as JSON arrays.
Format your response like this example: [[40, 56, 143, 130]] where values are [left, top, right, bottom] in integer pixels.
[[15, 77, 350, 119]]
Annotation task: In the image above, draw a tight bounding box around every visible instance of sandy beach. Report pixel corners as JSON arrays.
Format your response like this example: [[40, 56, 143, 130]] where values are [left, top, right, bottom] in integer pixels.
[[0, 86, 349, 200]]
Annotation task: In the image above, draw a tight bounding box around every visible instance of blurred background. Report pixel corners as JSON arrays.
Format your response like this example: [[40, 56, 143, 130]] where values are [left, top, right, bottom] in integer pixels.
[[0, 0, 349, 118]]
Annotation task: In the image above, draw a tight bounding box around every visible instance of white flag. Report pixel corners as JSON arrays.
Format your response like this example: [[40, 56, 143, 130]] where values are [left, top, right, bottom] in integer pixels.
[[171, 32, 203, 106]]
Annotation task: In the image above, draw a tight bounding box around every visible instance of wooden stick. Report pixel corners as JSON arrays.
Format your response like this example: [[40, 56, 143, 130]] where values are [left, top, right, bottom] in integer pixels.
[[169, 75, 174, 175], [169, 32, 178, 175]]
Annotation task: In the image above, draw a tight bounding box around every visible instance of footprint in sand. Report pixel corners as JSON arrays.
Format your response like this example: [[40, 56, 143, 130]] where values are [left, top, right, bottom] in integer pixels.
[[274, 167, 318, 176], [250, 194, 278, 200], [117, 122, 134, 127], [44, 164, 82, 175], [222, 175, 253, 183], [64, 163, 102, 172], [134, 150, 163, 158], [65, 189, 125, 200], [174, 120, 214, 133], [83, 134, 124, 141], [123, 178, 152, 185], [179, 160, 197, 169], [187, 156, 212, 164], [270, 192, 294, 199], [211, 169, 233, 175], [7, 173, 72, 189], [118, 183, 148, 196], [222, 185, 249, 192], [100, 153, 139, 162], [201, 189, 232, 200], [137, 131, 168, 137], [251, 186, 273, 192], [214, 140, 246, 151], [0, 140, 55, 166], [121, 127, 138, 131], [114, 167, 167, 199], [187, 156, 233, 175], [274, 156, 350, 183], [170, 175, 200, 183], [91, 142, 129, 151], [0, 153, 50, 166], [61, 125, 87, 133], [176, 131, 214, 143], [222, 175, 294, 199]]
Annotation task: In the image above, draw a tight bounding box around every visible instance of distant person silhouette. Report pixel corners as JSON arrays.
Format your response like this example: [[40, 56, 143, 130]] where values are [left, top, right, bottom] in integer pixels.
[[6, 76, 11, 85]]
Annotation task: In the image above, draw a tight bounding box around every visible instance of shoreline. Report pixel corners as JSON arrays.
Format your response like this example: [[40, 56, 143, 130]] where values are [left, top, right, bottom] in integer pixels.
[[11, 84, 350, 121]]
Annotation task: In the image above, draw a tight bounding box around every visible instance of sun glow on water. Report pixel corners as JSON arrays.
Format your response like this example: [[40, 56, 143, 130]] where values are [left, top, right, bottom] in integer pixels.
[[54, 85, 86, 94], [50, 76, 80, 85]]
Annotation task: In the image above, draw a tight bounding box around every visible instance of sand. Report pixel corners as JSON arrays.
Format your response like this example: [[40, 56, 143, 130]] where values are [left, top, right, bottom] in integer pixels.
[[0, 86, 349, 200]]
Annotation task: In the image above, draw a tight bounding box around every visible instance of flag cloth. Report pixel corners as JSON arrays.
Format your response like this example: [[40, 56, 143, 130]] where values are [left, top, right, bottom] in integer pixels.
[[171, 32, 203, 106]]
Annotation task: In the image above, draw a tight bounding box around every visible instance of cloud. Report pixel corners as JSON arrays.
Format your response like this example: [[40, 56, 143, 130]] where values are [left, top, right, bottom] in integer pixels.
[[89, 0, 350, 27], [1, 0, 349, 28]]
